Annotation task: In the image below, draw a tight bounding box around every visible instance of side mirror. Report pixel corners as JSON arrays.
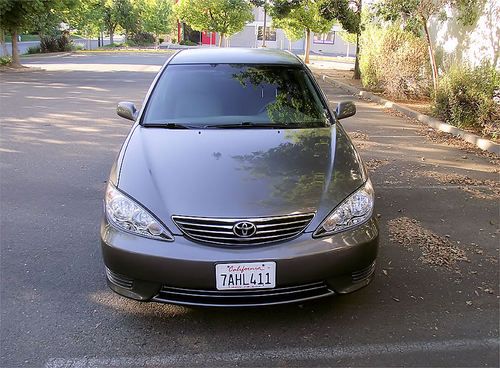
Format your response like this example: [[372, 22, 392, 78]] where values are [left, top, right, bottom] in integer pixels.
[[335, 101, 356, 120], [117, 101, 138, 121]]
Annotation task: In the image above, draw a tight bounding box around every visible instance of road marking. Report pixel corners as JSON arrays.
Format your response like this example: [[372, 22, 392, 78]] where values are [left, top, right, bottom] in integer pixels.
[[45, 338, 499, 367]]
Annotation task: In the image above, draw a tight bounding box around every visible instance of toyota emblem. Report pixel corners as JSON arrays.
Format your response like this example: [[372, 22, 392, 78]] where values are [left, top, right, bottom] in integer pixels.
[[233, 221, 257, 238]]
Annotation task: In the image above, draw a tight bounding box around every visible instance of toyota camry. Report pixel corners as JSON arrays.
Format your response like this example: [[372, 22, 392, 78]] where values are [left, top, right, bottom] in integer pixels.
[[100, 48, 379, 307]]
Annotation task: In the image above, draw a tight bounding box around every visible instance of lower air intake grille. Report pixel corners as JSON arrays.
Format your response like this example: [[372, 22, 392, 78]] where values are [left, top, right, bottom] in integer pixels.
[[105, 267, 133, 289], [172, 213, 315, 246], [352, 262, 376, 283], [153, 282, 333, 307]]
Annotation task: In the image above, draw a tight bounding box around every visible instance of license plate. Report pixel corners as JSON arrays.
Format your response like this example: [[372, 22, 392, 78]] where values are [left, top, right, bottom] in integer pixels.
[[215, 262, 276, 290]]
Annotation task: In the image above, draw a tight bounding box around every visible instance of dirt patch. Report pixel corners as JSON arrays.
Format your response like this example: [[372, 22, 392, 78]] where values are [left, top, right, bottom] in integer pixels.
[[388, 217, 468, 269], [365, 158, 389, 172], [421, 171, 500, 200]]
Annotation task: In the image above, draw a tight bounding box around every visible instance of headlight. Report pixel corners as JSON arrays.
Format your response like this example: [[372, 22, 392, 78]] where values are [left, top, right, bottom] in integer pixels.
[[105, 184, 174, 241], [314, 179, 374, 237]]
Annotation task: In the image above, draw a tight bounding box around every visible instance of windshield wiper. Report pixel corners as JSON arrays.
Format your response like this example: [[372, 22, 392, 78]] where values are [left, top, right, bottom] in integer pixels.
[[144, 122, 197, 129], [204, 122, 293, 129]]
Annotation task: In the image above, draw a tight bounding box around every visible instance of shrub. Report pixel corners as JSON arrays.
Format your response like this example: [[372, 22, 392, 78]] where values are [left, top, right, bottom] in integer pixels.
[[434, 63, 499, 137], [0, 56, 12, 65], [26, 46, 41, 54], [179, 39, 198, 46], [40, 36, 58, 52], [359, 24, 430, 99], [159, 37, 164, 44], [130, 32, 155, 46], [40, 33, 73, 53], [359, 24, 383, 89]]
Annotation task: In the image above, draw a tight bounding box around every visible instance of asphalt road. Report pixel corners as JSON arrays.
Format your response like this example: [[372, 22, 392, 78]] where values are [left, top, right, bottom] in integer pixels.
[[1, 52, 498, 367]]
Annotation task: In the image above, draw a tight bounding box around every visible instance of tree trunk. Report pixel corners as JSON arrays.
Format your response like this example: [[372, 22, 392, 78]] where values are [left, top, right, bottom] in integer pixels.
[[304, 29, 311, 64], [0, 29, 8, 56], [262, 7, 267, 48], [110, 29, 114, 45], [422, 17, 438, 93], [353, 31, 361, 79], [10, 30, 21, 67], [218, 33, 224, 47]]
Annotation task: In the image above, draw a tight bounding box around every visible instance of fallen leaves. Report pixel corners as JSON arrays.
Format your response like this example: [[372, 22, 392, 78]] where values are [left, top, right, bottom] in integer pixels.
[[387, 216, 468, 269], [365, 158, 390, 172], [421, 171, 500, 200], [350, 131, 369, 140]]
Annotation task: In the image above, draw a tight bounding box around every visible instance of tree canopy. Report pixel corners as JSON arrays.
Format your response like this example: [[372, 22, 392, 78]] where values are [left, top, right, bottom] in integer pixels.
[[0, 0, 74, 65], [139, 0, 174, 44], [271, 0, 334, 63], [175, 0, 254, 47]]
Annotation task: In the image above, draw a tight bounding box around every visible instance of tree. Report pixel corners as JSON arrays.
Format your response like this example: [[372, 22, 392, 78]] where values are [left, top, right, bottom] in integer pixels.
[[116, 0, 138, 42], [271, 0, 334, 64], [139, 0, 174, 45], [0, 0, 72, 67], [175, 0, 254, 47], [103, 0, 120, 44], [319, 0, 362, 78], [66, 0, 103, 43]]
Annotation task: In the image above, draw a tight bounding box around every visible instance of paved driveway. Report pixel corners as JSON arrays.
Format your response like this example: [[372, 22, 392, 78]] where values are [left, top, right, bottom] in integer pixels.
[[0, 53, 498, 367]]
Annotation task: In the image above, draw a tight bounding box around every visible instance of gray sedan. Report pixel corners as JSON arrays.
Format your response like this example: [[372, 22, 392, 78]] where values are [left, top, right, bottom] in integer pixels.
[[101, 48, 379, 307]]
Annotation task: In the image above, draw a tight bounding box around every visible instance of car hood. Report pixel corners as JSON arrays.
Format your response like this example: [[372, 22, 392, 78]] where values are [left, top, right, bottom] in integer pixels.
[[117, 125, 366, 234]]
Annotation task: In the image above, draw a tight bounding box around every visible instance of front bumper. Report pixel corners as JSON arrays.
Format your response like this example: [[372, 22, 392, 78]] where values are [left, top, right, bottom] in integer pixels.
[[100, 216, 379, 307]]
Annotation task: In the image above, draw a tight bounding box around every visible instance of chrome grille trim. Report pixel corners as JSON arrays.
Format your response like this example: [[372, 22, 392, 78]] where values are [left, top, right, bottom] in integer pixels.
[[153, 281, 334, 307], [172, 213, 315, 246]]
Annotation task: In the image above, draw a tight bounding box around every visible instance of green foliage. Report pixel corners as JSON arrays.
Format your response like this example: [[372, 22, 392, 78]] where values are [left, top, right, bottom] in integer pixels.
[[116, 0, 139, 36], [66, 0, 103, 38], [138, 0, 174, 41], [434, 63, 500, 137], [179, 39, 198, 46], [271, 0, 334, 39], [175, 0, 254, 39], [360, 24, 430, 99], [26, 45, 41, 54], [0, 55, 12, 65], [318, 0, 360, 34]]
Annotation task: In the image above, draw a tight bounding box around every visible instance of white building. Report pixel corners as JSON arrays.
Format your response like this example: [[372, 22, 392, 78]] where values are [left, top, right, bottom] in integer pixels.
[[225, 8, 356, 57], [428, 0, 499, 69]]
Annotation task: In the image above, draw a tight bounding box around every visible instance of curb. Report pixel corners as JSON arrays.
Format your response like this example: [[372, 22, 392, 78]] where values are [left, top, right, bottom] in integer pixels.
[[21, 52, 72, 59], [321, 74, 500, 155]]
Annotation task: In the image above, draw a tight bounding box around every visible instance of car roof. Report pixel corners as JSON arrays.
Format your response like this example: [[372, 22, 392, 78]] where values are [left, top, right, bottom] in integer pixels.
[[169, 48, 303, 66]]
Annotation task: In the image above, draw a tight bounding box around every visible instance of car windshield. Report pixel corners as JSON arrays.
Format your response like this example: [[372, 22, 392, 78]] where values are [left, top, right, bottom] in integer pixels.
[[142, 64, 329, 128]]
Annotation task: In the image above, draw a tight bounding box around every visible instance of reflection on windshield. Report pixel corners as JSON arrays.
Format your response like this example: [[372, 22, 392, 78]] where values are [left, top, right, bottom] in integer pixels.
[[231, 66, 326, 126], [143, 64, 328, 128]]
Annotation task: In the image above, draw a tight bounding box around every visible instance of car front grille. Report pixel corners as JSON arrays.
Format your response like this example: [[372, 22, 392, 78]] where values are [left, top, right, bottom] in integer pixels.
[[172, 213, 315, 246], [152, 281, 333, 307]]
